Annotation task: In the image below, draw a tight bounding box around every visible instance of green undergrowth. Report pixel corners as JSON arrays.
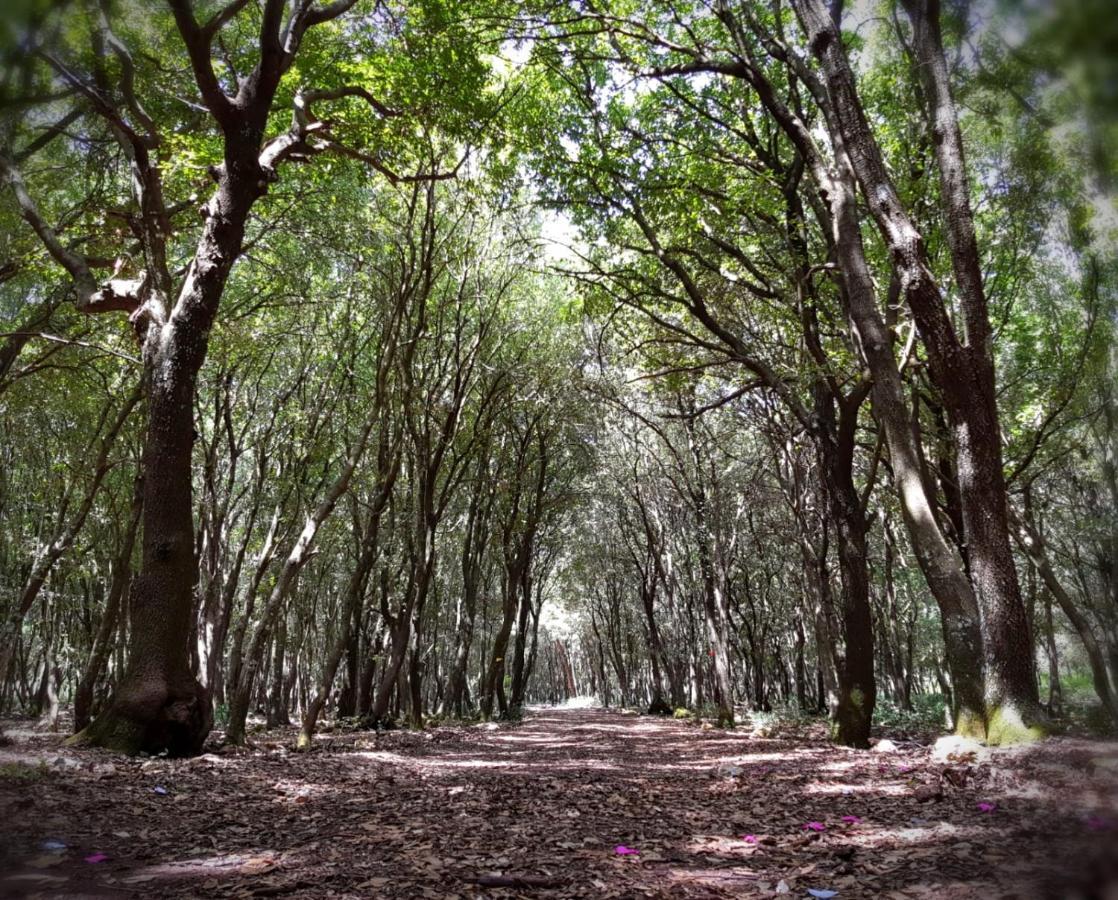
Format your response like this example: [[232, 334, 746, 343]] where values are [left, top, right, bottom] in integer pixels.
[[873, 695, 949, 733], [0, 761, 49, 782]]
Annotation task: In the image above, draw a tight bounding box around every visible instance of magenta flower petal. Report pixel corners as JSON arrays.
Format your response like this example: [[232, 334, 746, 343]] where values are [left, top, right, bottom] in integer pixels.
[[741, 834, 757, 843], [803, 821, 826, 831], [841, 815, 861, 824], [976, 802, 996, 813], [84, 853, 108, 864], [614, 845, 639, 855]]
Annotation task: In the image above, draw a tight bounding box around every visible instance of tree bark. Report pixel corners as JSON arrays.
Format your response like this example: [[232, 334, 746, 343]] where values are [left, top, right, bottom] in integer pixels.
[[793, 0, 1044, 739]]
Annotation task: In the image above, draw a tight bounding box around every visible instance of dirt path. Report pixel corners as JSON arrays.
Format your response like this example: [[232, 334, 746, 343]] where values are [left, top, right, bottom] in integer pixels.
[[2, 707, 1117, 898]]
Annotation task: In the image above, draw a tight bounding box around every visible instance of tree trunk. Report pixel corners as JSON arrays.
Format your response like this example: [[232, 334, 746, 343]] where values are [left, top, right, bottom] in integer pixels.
[[77, 374, 211, 754], [793, 0, 1045, 740], [266, 609, 289, 727], [814, 385, 876, 747]]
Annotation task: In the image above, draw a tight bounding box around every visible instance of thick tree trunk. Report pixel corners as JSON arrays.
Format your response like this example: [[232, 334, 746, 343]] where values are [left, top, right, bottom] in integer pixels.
[[76, 371, 212, 755], [793, 0, 1044, 740]]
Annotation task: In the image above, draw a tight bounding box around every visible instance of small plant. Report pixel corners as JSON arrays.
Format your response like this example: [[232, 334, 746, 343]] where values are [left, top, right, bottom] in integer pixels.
[[0, 761, 49, 782], [872, 694, 948, 732]]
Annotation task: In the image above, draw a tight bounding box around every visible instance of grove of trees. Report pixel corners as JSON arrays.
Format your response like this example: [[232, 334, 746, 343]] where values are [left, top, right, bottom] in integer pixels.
[[1, 0, 1114, 756]]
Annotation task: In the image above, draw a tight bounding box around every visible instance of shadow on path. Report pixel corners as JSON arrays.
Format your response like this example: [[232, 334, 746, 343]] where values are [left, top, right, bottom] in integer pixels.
[[2, 706, 1117, 898]]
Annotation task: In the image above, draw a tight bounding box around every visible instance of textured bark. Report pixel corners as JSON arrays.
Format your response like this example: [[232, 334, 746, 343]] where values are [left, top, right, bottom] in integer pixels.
[[441, 472, 491, 717], [265, 611, 289, 728], [726, 35, 989, 734], [813, 385, 876, 747], [481, 572, 520, 719], [792, 0, 1044, 737]]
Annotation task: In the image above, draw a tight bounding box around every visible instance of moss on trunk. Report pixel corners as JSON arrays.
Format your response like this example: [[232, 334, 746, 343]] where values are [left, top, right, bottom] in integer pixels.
[[985, 704, 1048, 746], [953, 708, 988, 741]]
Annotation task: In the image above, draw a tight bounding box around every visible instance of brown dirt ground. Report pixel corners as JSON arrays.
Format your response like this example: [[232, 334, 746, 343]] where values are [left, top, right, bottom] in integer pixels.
[[2, 707, 1117, 899]]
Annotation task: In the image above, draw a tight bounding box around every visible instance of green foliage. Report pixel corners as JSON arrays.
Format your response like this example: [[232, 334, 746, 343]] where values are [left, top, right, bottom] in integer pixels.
[[873, 695, 949, 733], [0, 761, 49, 782]]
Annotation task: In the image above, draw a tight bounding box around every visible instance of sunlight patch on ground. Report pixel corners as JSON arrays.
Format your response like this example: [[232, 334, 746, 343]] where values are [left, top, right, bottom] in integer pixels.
[[726, 752, 796, 764], [805, 781, 911, 796], [663, 866, 761, 889], [350, 750, 625, 773], [650, 762, 729, 773], [558, 696, 601, 709], [488, 735, 581, 748], [681, 834, 760, 855], [270, 779, 329, 803], [852, 822, 984, 847], [817, 760, 862, 774], [119, 849, 283, 883]]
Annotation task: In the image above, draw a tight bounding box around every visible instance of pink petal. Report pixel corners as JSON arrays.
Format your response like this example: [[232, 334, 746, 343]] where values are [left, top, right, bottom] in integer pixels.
[[84, 853, 108, 864], [614, 845, 639, 855], [977, 802, 996, 813], [803, 821, 826, 831], [741, 834, 757, 843], [841, 815, 861, 824]]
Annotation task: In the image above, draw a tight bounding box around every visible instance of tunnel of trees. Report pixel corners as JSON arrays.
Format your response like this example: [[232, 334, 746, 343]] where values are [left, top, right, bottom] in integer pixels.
[[0, 0, 1115, 760]]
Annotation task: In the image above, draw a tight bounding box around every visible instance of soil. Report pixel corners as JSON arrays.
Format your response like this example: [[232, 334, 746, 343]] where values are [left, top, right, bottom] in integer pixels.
[[2, 707, 1117, 898]]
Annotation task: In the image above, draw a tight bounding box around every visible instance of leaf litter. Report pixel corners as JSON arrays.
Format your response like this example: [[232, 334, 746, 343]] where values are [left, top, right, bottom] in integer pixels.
[[0, 708, 1116, 897]]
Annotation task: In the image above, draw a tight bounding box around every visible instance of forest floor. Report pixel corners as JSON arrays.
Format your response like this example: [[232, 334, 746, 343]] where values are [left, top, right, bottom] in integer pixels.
[[2, 707, 1118, 899]]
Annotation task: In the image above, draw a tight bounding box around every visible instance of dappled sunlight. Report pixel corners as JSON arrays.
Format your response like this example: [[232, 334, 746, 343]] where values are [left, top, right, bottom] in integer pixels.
[[3, 707, 1116, 899], [805, 781, 912, 796], [115, 848, 284, 884], [662, 866, 762, 890]]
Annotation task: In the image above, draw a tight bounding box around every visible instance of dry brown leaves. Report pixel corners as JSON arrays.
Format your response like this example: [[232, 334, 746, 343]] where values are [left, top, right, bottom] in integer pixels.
[[1, 709, 1117, 898]]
